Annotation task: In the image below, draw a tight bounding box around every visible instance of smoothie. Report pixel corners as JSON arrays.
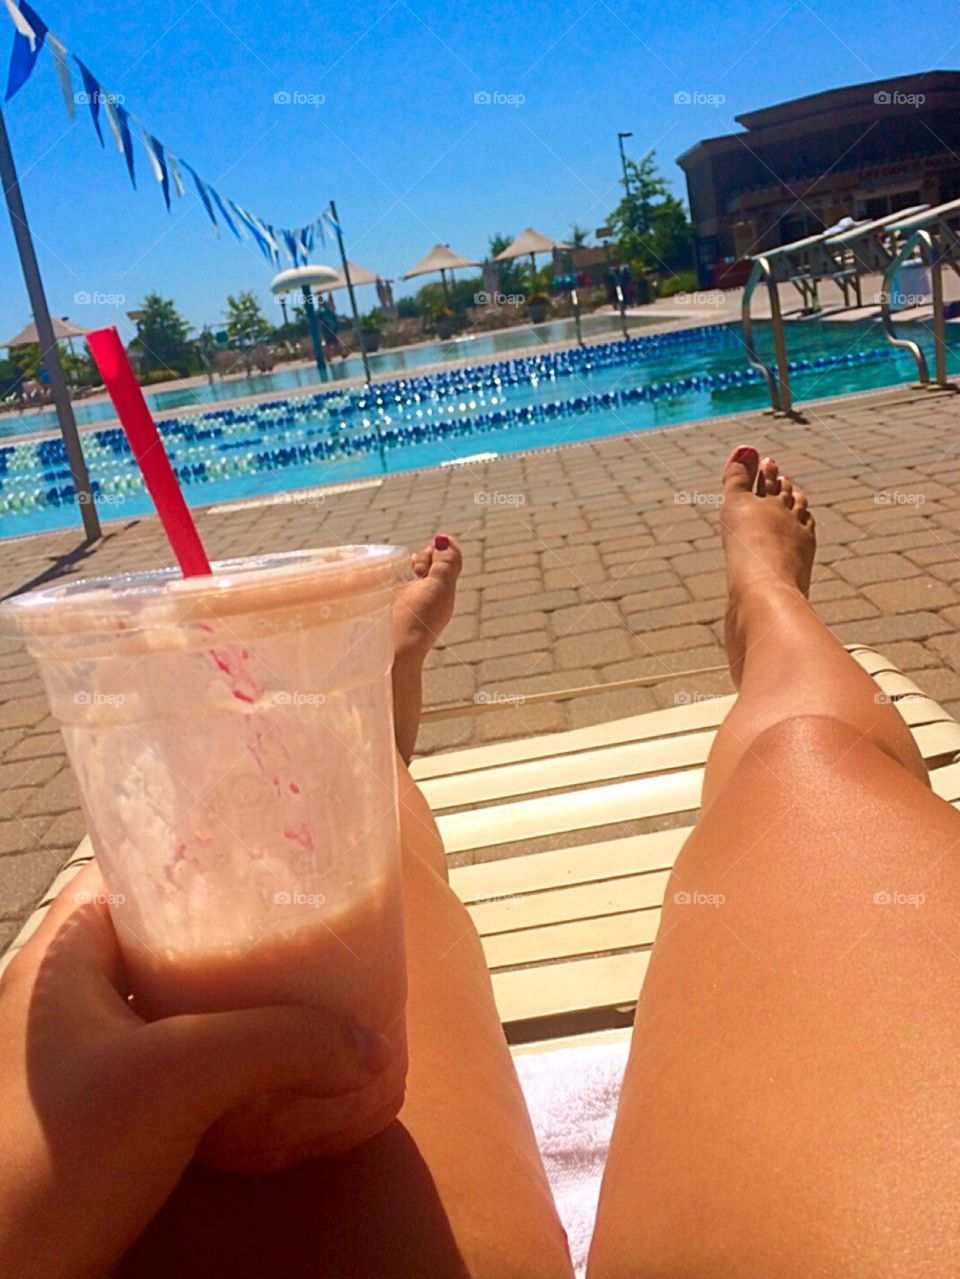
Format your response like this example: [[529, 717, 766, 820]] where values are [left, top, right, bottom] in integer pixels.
[[124, 871, 408, 1168], [0, 546, 410, 1169]]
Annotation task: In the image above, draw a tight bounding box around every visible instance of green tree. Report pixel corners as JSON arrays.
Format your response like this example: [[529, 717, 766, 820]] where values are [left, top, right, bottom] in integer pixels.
[[8, 341, 43, 382], [225, 290, 270, 345], [488, 232, 527, 296], [129, 293, 195, 375], [569, 223, 590, 247], [609, 152, 694, 275]]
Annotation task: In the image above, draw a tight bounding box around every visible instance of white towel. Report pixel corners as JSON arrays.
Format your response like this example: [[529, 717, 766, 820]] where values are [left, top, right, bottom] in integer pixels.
[[515, 1038, 630, 1277]]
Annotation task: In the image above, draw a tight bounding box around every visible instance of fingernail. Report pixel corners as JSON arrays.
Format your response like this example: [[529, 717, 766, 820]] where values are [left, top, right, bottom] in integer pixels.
[[733, 446, 758, 464], [434, 534, 450, 551], [351, 1025, 392, 1073]]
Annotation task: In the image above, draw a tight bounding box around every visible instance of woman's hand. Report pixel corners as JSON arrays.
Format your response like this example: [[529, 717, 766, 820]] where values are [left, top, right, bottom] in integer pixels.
[[0, 863, 388, 1278]]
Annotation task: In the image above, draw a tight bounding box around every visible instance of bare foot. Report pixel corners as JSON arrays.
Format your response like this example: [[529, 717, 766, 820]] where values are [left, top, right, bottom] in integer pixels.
[[720, 446, 817, 686], [392, 535, 463, 761]]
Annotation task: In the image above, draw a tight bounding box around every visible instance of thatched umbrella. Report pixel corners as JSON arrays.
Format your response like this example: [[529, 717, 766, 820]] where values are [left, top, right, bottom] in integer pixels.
[[402, 243, 479, 300], [494, 226, 570, 275], [3, 315, 89, 346]]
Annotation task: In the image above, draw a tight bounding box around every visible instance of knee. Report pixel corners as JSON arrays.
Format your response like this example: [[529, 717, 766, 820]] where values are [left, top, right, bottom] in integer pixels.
[[744, 712, 928, 790], [730, 713, 870, 793]]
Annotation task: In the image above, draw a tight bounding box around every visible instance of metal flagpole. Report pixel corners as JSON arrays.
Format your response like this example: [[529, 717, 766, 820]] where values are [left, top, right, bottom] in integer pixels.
[[328, 200, 372, 387], [0, 105, 100, 540]]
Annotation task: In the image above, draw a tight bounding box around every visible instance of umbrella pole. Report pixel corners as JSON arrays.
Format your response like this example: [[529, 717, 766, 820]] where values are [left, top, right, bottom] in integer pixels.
[[441, 269, 449, 302], [329, 200, 372, 389], [300, 285, 329, 382], [0, 107, 100, 540]]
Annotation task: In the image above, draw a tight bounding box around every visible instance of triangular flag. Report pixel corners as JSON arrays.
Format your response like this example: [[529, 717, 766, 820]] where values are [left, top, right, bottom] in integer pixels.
[[166, 151, 186, 198], [227, 200, 251, 241], [282, 228, 299, 264], [73, 57, 104, 145], [102, 93, 124, 154], [181, 161, 219, 236], [46, 32, 74, 120], [324, 207, 341, 235], [233, 204, 274, 259], [5, 0, 47, 102], [315, 216, 326, 248], [141, 131, 170, 209], [115, 103, 135, 187], [207, 185, 240, 240], [255, 216, 278, 253]]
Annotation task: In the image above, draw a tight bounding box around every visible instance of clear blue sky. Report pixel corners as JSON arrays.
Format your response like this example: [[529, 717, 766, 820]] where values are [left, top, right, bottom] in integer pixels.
[[0, 0, 954, 342]]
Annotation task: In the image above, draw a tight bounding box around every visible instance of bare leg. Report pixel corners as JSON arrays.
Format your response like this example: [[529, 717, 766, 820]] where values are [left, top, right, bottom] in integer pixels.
[[589, 447, 960, 1277], [392, 534, 462, 763], [703, 446, 927, 807]]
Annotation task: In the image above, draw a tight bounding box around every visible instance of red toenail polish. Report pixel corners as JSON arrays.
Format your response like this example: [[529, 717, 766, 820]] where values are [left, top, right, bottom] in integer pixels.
[[733, 446, 758, 464], [434, 535, 450, 551]]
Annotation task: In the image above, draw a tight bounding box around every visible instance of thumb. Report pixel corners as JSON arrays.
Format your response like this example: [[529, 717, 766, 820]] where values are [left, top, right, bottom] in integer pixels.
[[141, 1003, 391, 1123]]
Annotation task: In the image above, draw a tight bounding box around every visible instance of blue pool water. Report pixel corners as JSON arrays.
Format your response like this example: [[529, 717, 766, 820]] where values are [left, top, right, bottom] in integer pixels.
[[3, 318, 957, 540], [2, 313, 640, 438]]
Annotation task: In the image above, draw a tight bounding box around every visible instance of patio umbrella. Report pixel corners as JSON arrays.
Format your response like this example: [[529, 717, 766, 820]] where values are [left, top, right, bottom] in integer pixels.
[[402, 243, 479, 300], [329, 260, 378, 290], [494, 226, 571, 275], [3, 315, 89, 347]]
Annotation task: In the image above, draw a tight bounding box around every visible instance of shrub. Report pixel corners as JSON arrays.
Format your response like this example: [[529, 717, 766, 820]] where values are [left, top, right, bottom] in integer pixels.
[[657, 272, 696, 298]]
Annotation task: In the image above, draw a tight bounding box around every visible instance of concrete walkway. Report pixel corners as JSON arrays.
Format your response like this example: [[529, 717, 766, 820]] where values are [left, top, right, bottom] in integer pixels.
[[1, 382, 959, 945]]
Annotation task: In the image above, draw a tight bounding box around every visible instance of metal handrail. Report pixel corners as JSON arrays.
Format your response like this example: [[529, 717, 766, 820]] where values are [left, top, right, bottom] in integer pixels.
[[879, 230, 932, 386], [741, 256, 793, 414]]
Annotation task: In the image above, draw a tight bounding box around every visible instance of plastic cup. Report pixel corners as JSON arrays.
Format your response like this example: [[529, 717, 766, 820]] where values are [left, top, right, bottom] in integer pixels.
[[1, 546, 409, 1169]]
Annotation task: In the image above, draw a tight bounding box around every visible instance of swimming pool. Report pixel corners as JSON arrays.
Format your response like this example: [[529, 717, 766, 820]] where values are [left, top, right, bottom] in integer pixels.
[[2, 313, 643, 437], [2, 318, 956, 540]]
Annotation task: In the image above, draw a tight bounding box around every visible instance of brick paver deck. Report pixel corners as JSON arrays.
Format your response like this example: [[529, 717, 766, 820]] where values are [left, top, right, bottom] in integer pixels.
[[1, 382, 959, 944]]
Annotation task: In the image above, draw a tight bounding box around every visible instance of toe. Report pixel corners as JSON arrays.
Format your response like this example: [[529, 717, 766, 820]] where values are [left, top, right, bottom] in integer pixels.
[[722, 445, 760, 494], [411, 547, 432, 578], [779, 476, 795, 509], [794, 488, 812, 523], [428, 534, 463, 579], [758, 457, 780, 497]]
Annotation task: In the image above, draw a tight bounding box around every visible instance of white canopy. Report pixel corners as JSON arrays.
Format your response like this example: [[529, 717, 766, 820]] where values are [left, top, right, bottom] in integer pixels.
[[270, 264, 340, 294], [494, 227, 570, 261], [330, 260, 379, 289], [402, 244, 479, 280], [4, 316, 89, 347]]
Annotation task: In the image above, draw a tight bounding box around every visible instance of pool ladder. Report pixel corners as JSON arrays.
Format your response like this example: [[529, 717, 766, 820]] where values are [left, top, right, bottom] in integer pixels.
[[743, 212, 960, 415], [741, 257, 794, 416]]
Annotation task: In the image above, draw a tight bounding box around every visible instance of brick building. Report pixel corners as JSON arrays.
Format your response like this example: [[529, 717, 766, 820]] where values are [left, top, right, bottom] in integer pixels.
[[677, 72, 960, 287]]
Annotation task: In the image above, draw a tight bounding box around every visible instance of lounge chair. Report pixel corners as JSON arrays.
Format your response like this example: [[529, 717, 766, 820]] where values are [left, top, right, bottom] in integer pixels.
[[4, 645, 958, 1012], [415, 644, 960, 1041]]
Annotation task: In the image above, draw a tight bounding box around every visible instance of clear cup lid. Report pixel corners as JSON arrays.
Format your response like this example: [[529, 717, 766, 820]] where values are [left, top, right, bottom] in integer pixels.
[[0, 545, 409, 638]]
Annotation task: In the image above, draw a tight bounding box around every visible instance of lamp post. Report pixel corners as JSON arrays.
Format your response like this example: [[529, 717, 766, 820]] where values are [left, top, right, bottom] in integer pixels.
[[0, 106, 100, 540], [617, 131, 633, 200]]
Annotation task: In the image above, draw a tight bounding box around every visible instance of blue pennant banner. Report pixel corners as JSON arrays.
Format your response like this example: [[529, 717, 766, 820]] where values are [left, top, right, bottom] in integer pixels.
[[115, 102, 136, 188], [5, 0, 46, 102], [282, 228, 300, 264], [142, 131, 170, 209], [209, 187, 241, 240], [182, 161, 218, 234], [73, 56, 104, 145], [3, 0, 331, 267]]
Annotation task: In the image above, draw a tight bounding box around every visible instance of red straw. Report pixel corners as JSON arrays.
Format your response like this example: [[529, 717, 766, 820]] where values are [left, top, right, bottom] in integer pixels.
[[87, 327, 211, 577]]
